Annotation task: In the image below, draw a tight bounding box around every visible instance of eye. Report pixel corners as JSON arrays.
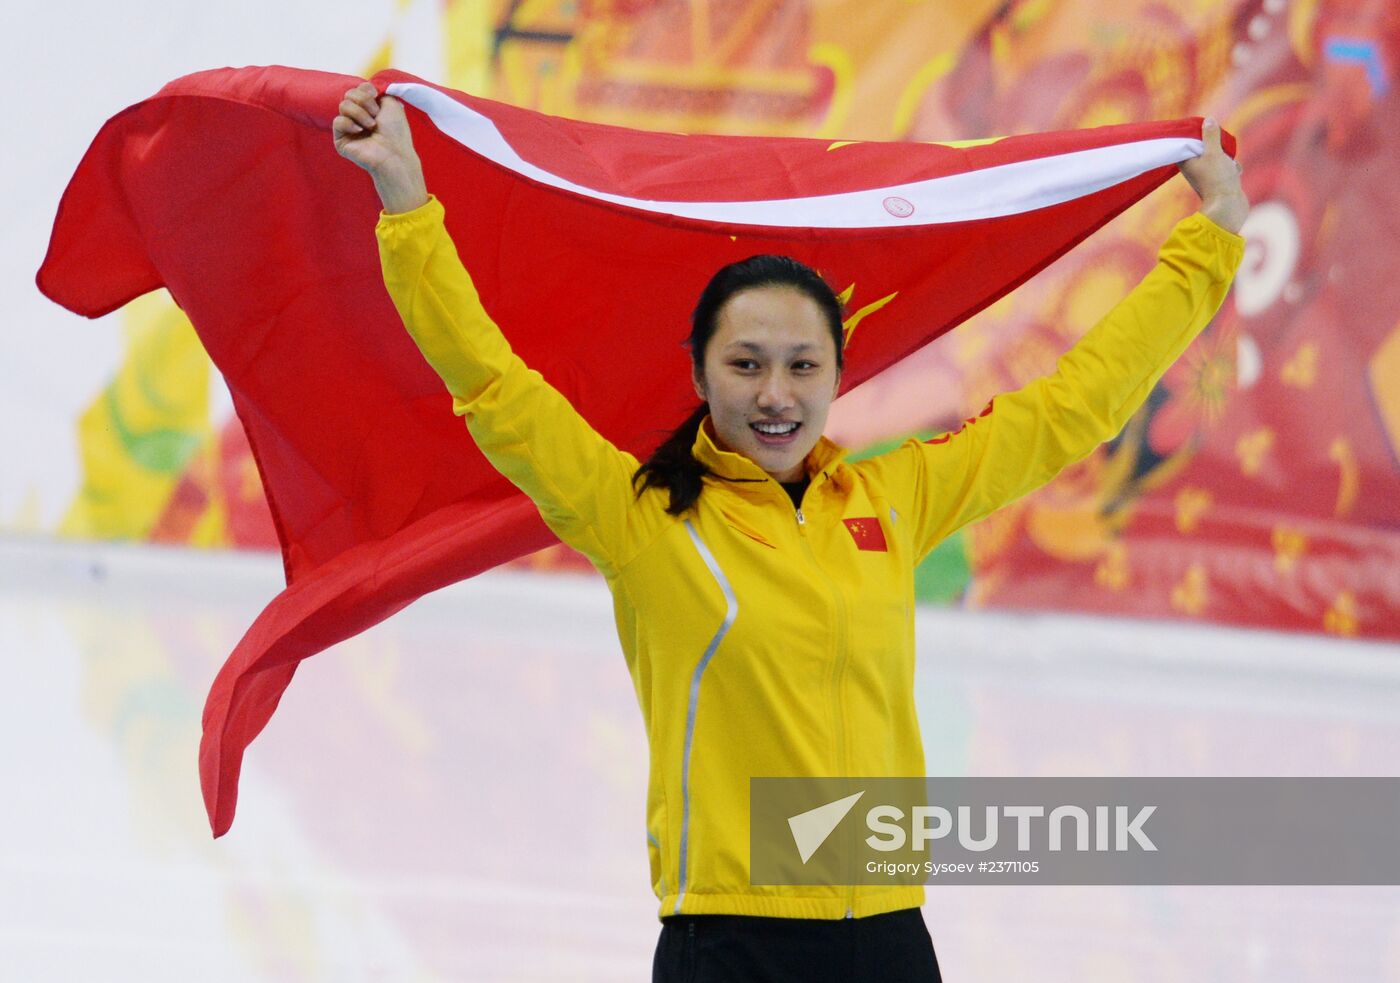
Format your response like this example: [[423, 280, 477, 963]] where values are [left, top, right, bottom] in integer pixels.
[[730, 359, 759, 371], [793, 360, 818, 371]]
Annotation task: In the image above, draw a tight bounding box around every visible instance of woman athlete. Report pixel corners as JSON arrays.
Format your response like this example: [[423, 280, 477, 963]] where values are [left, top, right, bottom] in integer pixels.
[[333, 81, 1248, 982]]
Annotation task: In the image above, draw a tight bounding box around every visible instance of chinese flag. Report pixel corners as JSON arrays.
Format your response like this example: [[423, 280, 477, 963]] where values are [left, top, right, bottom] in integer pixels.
[[36, 66, 1231, 837], [843, 517, 890, 552]]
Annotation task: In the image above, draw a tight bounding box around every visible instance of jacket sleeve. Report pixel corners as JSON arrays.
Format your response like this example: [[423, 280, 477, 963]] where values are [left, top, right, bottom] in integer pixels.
[[376, 194, 645, 575], [860, 211, 1246, 562]]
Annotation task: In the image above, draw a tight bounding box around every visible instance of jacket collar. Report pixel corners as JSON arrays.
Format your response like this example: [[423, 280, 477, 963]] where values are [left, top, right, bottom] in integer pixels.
[[691, 414, 850, 488]]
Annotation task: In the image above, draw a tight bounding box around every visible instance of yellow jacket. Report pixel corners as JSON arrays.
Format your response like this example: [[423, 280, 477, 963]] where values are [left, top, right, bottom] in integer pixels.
[[377, 195, 1244, 921]]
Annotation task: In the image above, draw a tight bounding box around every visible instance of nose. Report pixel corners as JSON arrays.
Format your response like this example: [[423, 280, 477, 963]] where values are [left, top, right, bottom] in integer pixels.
[[757, 370, 796, 413]]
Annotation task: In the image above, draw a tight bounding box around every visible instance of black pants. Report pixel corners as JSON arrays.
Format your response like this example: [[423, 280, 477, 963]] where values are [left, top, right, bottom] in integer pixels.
[[652, 907, 942, 983]]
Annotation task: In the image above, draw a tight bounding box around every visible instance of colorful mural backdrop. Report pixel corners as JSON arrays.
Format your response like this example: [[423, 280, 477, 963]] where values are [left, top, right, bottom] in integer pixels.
[[915, 0, 1400, 640], [59, 0, 1398, 639]]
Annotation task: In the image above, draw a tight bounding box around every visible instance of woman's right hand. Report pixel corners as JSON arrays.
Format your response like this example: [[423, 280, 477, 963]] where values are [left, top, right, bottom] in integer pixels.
[[333, 82, 429, 214]]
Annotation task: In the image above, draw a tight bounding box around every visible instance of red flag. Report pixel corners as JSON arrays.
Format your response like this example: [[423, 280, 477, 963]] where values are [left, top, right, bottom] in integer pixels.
[[36, 66, 1232, 837], [842, 517, 889, 552]]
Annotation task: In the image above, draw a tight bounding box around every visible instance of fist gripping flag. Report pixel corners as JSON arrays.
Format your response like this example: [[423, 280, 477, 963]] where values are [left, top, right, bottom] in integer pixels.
[[37, 66, 1231, 837]]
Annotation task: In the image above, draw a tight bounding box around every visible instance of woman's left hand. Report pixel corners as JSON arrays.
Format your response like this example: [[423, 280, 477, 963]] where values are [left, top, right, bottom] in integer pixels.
[[1178, 117, 1249, 235]]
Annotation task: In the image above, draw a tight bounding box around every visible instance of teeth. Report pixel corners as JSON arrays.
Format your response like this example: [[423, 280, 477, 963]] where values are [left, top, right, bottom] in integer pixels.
[[753, 421, 798, 435]]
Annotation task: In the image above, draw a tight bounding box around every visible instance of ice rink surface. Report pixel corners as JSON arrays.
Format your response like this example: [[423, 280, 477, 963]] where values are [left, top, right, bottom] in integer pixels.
[[2, 536, 1398, 981]]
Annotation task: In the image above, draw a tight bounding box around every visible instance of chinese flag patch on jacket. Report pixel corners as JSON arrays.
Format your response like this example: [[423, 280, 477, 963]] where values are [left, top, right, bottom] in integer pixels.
[[843, 517, 889, 552]]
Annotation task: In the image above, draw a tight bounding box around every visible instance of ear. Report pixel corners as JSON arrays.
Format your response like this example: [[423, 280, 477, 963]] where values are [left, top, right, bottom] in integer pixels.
[[692, 364, 707, 402]]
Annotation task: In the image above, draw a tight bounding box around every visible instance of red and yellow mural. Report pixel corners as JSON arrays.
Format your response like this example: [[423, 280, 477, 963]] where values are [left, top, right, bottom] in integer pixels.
[[918, 0, 1400, 639]]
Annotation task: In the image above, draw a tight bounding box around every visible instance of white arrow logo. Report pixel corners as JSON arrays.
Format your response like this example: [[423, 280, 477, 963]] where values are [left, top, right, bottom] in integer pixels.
[[788, 791, 865, 864]]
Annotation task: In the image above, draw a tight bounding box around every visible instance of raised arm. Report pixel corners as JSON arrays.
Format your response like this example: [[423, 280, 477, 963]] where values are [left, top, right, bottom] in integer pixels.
[[334, 83, 651, 574], [860, 118, 1249, 560]]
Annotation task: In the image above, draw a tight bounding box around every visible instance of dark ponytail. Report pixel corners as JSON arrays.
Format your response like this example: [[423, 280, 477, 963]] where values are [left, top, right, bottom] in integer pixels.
[[632, 255, 845, 515], [632, 402, 713, 516]]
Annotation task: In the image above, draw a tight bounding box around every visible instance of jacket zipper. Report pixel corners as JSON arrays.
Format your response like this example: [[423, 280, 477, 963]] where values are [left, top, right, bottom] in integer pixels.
[[788, 485, 854, 918]]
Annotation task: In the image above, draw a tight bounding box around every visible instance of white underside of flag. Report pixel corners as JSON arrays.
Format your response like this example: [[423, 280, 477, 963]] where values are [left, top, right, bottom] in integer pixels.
[[387, 81, 1202, 230]]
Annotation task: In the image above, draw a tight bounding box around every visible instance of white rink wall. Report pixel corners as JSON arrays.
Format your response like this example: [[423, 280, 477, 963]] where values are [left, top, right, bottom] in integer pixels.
[[3, 536, 1399, 981]]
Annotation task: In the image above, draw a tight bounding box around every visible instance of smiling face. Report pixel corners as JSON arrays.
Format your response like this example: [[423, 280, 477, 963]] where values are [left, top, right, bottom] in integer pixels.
[[692, 285, 842, 483]]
